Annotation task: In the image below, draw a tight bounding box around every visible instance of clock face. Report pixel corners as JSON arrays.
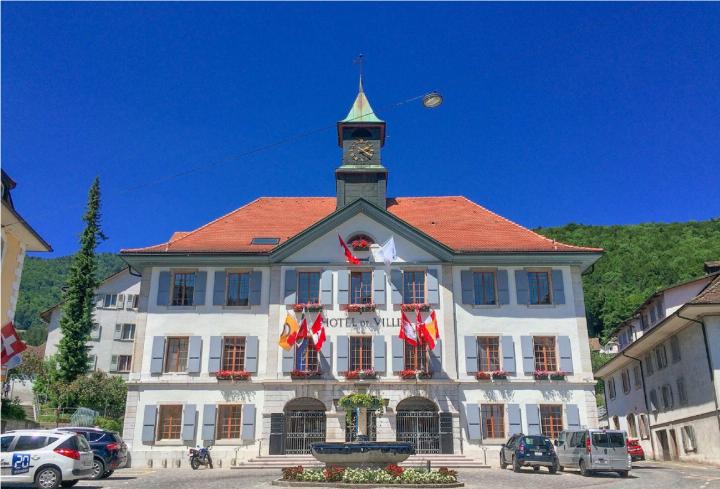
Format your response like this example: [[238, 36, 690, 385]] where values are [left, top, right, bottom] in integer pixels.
[[350, 138, 374, 161]]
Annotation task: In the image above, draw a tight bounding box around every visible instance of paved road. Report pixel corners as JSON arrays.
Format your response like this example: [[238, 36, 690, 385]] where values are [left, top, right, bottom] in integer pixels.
[[53, 461, 720, 489]]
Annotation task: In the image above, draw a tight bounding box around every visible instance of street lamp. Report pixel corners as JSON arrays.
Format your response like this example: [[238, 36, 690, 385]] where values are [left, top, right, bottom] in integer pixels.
[[422, 91, 443, 109]]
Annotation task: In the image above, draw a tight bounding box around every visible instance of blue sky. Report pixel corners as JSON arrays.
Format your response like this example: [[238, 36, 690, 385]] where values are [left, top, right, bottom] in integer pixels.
[[3, 3, 719, 257]]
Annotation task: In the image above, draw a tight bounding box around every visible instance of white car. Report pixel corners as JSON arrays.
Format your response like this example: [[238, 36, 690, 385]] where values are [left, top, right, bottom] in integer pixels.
[[1, 429, 94, 489]]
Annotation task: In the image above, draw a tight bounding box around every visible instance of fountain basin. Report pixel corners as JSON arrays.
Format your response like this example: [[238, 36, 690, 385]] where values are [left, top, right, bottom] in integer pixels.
[[310, 442, 414, 468]]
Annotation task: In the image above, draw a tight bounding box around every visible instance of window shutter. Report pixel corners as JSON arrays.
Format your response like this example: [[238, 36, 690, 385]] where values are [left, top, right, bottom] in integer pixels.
[[501, 336, 516, 374], [269, 413, 285, 455], [157, 271, 171, 306], [337, 336, 349, 373], [390, 269, 403, 304], [194, 272, 207, 306], [187, 336, 202, 373], [282, 346, 295, 373], [429, 339, 443, 377], [320, 341, 332, 376], [142, 405, 157, 443], [551, 269, 565, 304], [182, 404, 196, 441], [117, 294, 125, 309], [391, 336, 404, 372], [202, 404, 216, 441], [373, 270, 386, 305], [244, 336, 259, 373], [558, 335, 573, 374], [249, 271, 262, 305], [109, 355, 118, 372], [150, 337, 165, 374], [284, 269, 297, 305], [515, 270, 529, 305], [338, 271, 350, 305], [507, 404, 522, 435], [126, 294, 134, 310], [320, 270, 333, 305], [208, 336, 222, 373], [526, 404, 540, 435], [241, 404, 256, 441], [497, 270, 510, 305], [439, 413, 454, 454], [427, 268, 440, 305], [521, 336, 534, 374], [466, 403, 481, 441], [460, 271, 474, 305], [373, 336, 386, 373], [213, 271, 226, 306], [464, 336, 478, 374], [114, 324, 122, 340], [566, 404, 580, 430]]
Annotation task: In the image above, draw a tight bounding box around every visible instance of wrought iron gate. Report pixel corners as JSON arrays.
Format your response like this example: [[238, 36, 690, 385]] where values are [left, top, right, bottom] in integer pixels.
[[345, 410, 378, 442], [396, 410, 440, 454], [284, 410, 326, 455]]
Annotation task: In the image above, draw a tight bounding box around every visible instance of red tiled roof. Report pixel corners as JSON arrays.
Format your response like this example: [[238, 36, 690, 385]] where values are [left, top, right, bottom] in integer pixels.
[[121, 196, 602, 254], [690, 275, 720, 304]]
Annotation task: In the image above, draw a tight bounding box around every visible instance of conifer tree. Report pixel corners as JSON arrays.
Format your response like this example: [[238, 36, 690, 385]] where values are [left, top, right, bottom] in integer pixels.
[[57, 177, 106, 382]]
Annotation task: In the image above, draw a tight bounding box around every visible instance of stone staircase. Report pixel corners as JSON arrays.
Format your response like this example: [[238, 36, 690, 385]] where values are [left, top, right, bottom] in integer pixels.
[[233, 453, 489, 469]]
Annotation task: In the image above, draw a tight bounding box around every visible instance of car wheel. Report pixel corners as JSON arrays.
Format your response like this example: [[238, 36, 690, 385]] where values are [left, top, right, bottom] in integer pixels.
[[579, 459, 590, 477], [618, 471, 629, 478], [499, 453, 507, 470], [533, 466, 540, 471], [100, 470, 114, 479], [90, 458, 106, 480], [513, 456, 522, 473], [35, 467, 61, 489], [61, 481, 79, 487]]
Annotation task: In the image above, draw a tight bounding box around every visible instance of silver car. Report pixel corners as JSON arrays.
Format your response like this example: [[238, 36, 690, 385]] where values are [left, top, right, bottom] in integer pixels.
[[554, 428, 631, 477]]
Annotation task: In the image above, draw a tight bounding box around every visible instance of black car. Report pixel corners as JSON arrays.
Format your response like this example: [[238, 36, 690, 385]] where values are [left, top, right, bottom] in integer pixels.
[[57, 428, 127, 480], [500, 434, 559, 473]]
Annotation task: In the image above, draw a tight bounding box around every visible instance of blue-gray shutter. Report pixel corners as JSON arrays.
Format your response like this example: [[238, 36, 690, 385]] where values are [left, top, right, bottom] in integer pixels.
[[338, 271, 350, 305], [526, 404, 540, 435], [284, 269, 297, 305], [282, 346, 294, 373], [460, 271, 474, 305], [558, 335, 573, 374], [113, 324, 122, 340], [515, 270, 529, 305], [373, 270, 386, 305], [390, 270, 403, 304], [249, 271, 262, 305], [508, 404, 522, 435], [194, 272, 207, 306], [142, 405, 157, 443], [497, 270, 510, 305], [150, 336, 165, 374], [429, 339, 443, 377], [427, 268, 440, 305], [157, 271, 171, 306], [466, 403, 481, 441], [244, 336, 258, 373], [552, 269, 565, 305], [337, 336, 349, 373], [464, 336, 478, 374], [320, 270, 333, 305], [109, 355, 118, 372], [373, 336, 386, 373], [208, 336, 222, 373], [391, 336, 404, 372], [241, 404, 256, 441], [521, 336, 535, 374], [501, 336, 516, 374], [202, 404, 216, 441], [212, 271, 226, 306], [187, 336, 202, 373], [182, 404, 196, 441], [320, 341, 332, 375], [566, 404, 580, 430]]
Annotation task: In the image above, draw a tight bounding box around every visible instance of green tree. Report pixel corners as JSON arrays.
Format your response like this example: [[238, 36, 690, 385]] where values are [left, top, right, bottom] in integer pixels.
[[57, 178, 106, 382]]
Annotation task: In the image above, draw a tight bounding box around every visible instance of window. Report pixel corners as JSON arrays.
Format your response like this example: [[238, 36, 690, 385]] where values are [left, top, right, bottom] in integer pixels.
[[1, 435, 12, 451], [655, 301, 665, 322], [403, 271, 426, 304], [655, 344, 668, 370], [608, 377, 616, 399], [295, 338, 319, 371], [164, 337, 189, 372], [157, 405, 183, 440], [297, 271, 321, 304], [528, 271, 551, 305], [650, 306, 657, 324], [171, 272, 195, 306], [222, 337, 246, 371], [661, 384, 674, 410], [627, 414, 638, 438], [477, 337, 500, 372], [115, 323, 135, 341], [88, 354, 97, 370], [533, 336, 557, 371], [473, 271, 496, 305], [633, 365, 642, 390], [125, 294, 139, 309], [649, 389, 659, 412], [216, 405, 243, 439], [592, 431, 625, 448], [681, 426, 697, 452], [404, 343, 429, 371], [677, 378, 688, 406], [670, 336, 681, 363], [645, 354, 654, 376], [481, 404, 505, 439], [350, 271, 373, 304], [103, 294, 117, 308], [226, 272, 250, 306], [251, 237, 280, 245], [349, 336, 372, 371], [539, 405, 563, 439], [639, 414, 650, 439], [13, 436, 57, 451], [612, 416, 620, 430], [115, 355, 132, 372], [621, 369, 631, 394]]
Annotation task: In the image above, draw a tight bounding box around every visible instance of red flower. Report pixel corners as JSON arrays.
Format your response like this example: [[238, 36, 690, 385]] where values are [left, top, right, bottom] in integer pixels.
[[344, 369, 377, 379], [216, 370, 251, 380], [385, 464, 404, 477], [323, 465, 345, 482]]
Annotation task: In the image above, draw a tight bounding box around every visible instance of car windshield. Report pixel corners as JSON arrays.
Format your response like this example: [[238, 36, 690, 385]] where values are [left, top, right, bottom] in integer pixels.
[[592, 432, 625, 448], [522, 436, 549, 447]]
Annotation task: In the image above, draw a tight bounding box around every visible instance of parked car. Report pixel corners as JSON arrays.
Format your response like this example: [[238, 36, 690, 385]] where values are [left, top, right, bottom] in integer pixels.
[[57, 427, 127, 479], [554, 428, 631, 477], [627, 439, 645, 461], [0, 429, 94, 489], [500, 434, 559, 473]]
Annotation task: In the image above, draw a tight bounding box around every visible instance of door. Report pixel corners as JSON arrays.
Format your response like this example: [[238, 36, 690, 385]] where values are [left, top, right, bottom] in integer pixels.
[[669, 429, 679, 461], [557, 432, 570, 466], [606, 432, 628, 469], [396, 410, 440, 454], [284, 411, 326, 455], [657, 430, 671, 461]]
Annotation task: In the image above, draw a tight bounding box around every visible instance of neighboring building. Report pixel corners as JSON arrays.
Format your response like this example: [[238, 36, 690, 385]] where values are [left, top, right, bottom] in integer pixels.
[[119, 79, 603, 467], [588, 337, 602, 352], [42, 268, 141, 377], [596, 266, 720, 464]]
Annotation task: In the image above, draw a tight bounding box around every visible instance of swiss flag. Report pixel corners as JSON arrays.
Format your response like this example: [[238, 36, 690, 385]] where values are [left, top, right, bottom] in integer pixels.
[[1, 322, 27, 366], [338, 234, 360, 265], [311, 313, 326, 351], [399, 311, 418, 347], [296, 311, 308, 343]]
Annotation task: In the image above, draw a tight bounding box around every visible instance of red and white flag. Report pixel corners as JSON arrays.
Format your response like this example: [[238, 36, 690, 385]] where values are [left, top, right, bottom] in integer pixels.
[[296, 310, 308, 343], [1, 322, 27, 366], [399, 311, 418, 346], [338, 234, 360, 265], [311, 312, 326, 351]]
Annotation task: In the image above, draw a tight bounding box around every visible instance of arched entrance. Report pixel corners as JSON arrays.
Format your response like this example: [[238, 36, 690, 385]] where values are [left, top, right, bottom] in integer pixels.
[[283, 398, 326, 455], [396, 397, 440, 454]]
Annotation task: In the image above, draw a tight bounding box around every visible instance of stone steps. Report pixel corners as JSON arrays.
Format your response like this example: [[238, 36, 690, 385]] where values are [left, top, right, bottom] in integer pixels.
[[234, 454, 489, 469]]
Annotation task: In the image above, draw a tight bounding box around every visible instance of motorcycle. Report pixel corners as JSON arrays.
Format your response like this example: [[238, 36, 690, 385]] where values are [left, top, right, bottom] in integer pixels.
[[188, 445, 213, 470]]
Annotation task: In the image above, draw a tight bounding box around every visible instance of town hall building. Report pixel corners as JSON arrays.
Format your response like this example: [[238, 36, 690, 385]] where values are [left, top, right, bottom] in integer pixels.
[[119, 80, 603, 467]]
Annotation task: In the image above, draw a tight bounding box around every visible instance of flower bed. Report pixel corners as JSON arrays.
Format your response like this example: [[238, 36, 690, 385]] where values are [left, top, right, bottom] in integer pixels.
[[534, 370, 567, 380], [290, 369, 321, 379], [280, 465, 458, 485], [475, 370, 508, 380], [400, 303, 431, 312], [399, 369, 432, 380], [347, 303, 377, 313], [344, 369, 377, 380], [293, 303, 323, 313], [216, 370, 251, 381]]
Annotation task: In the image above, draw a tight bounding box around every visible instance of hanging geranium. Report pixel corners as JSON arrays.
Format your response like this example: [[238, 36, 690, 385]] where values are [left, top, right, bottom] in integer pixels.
[[344, 369, 377, 380], [293, 303, 323, 313], [347, 303, 377, 313], [216, 370, 251, 381], [401, 303, 431, 312]]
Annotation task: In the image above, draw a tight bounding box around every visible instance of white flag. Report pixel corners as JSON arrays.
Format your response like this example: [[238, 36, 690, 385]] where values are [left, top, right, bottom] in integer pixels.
[[372, 236, 397, 268]]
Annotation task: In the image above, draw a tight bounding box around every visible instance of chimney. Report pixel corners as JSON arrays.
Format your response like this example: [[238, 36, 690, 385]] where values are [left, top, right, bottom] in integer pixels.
[[704, 261, 720, 275]]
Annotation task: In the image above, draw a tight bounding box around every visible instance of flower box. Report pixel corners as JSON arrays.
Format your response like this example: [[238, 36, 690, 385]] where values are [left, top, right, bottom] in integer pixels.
[[291, 369, 322, 379], [475, 371, 492, 380], [491, 370, 509, 380], [399, 369, 432, 380], [216, 370, 251, 381], [401, 303, 431, 312], [476, 370, 509, 380], [293, 303, 323, 313], [347, 303, 377, 313], [344, 369, 377, 380], [534, 370, 567, 380], [351, 239, 372, 250]]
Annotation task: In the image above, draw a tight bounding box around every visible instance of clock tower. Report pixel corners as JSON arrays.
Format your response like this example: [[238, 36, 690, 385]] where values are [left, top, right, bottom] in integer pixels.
[[335, 77, 388, 210]]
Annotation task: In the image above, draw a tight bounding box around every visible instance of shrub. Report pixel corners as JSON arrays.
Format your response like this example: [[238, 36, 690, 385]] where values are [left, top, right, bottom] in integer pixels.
[[94, 416, 122, 432], [1, 397, 26, 420], [281, 466, 304, 480]]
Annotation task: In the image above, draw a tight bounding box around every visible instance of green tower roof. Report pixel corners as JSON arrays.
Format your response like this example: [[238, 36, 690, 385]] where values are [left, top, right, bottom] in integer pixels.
[[340, 76, 384, 124]]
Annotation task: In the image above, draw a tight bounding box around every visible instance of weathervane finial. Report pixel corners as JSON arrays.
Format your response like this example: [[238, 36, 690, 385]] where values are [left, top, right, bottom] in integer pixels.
[[353, 53, 365, 92]]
